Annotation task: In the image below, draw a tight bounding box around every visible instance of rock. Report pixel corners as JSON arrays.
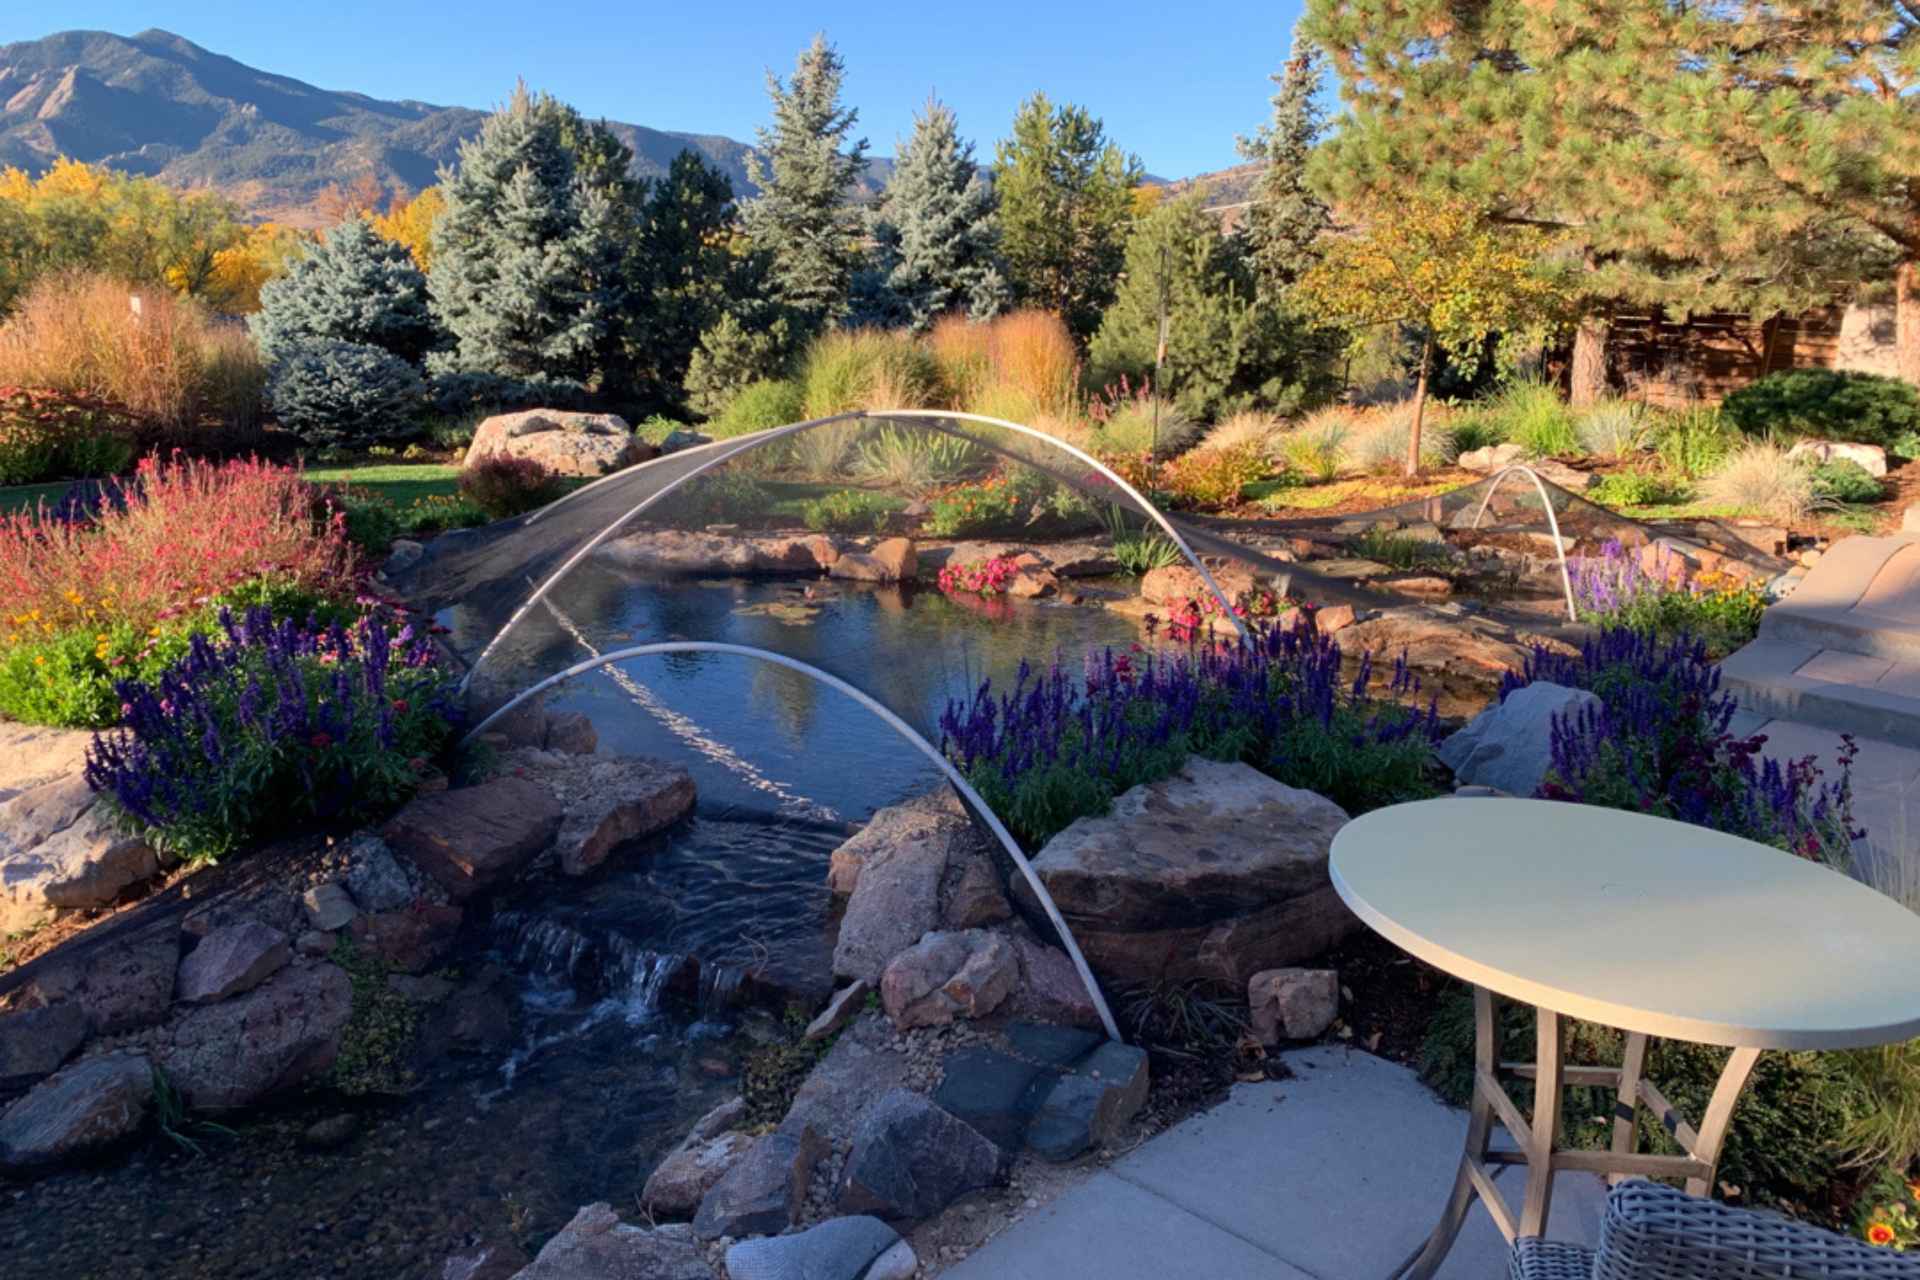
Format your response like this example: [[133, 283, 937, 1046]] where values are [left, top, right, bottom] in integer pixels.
[[463, 410, 645, 478], [1138, 562, 1255, 609], [659, 429, 712, 454], [425, 969, 517, 1054], [778, 1018, 912, 1148], [1337, 609, 1562, 680], [1018, 758, 1354, 988], [598, 529, 839, 576], [381, 539, 427, 578], [175, 921, 290, 1004], [1437, 682, 1601, 798], [343, 835, 417, 913], [19, 927, 179, 1035], [643, 1131, 754, 1218], [829, 798, 1004, 983], [1530, 459, 1596, 492], [1025, 1042, 1151, 1162], [805, 980, 870, 1041], [1905, 504, 1920, 534], [830, 537, 918, 584], [0, 1051, 152, 1171], [294, 929, 336, 958], [382, 777, 563, 899], [1388, 575, 1453, 596], [723, 1216, 900, 1280], [1002, 927, 1103, 1030], [691, 1128, 823, 1241], [152, 961, 353, 1109], [302, 881, 358, 931], [543, 711, 598, 756], [865, 1241, 918, 1280], [348, 904, 464, 973], [1788, 438, 1889, 477], [839, 1089, 1001, 1222], [545, 756, 696, 877], [0, 799, 159, 931], [388, 973, 456, 1004], [1315, 604, 1357, 635], [932, 1046, 1051, 1149], [441, 1243, 529, 1280], [689, 1095, 746, 1141], [1248, 968, 1340, 1044], [1457, 443, 1526, 472], [515, 1204, 712, 1280], [878, 929, 1018, 1030], [1007, 565, 1060, 598], [300, 1112, 360, 1150], [0, 722, 93, 804], [0, 1002, 90, 1087], [0, 774, 95, 862]]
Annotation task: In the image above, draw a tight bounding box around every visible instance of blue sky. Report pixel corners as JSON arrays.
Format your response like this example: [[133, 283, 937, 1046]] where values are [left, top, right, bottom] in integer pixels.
[[1, 2, 1312, 178]]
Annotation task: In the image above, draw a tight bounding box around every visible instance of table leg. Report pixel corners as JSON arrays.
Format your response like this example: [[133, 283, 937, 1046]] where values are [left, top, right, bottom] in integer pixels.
[[1608, 1032, 1648, 1184], [1685, 1046, 1761, 1197], [1519, 1009, 1563, 1236], [1391, 987, 1499, 1280]]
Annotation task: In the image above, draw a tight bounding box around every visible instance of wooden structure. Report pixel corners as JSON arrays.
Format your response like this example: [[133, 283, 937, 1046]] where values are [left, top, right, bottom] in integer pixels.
[[1607, 303, 1898, 406]]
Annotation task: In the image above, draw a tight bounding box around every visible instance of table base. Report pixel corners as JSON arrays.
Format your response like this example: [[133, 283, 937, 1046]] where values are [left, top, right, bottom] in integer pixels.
[[1390, 986, 1760, 1280]]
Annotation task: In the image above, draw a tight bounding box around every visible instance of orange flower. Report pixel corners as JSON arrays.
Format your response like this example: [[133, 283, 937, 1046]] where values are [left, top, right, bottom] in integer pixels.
[[1869, 1222, 1897, 1246]]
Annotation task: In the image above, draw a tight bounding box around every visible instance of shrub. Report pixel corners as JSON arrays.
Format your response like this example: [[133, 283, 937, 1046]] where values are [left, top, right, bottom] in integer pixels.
[[1346, 401, 1455, 471], [1504, 628, 1858, 860], [1810, 459, 1885, 504], [1201, 410, 1283, 455], [924, 468, 1054, 538], [1155, 443, 1271, 509], [1570, 539, 1766, 654], [0, 271, 265, 442], [86, 606, 461, 862], [1574, 400, 1649, 459], [458, 453, 563, 519], [397, 491, 489, 537], [1698, 441, 1815, 523], [1651, 405, 1738, 479], [1587, 470, 1691, 508], [0, 387, 140, 485], [801, 488, 894, 534], [1103, 508, 1186, 575], [249, 218, 440, 366], [1088, 378, 1200, 458], [686, 311, 801, 419], [268, 341, 426, 448], [329, 488, 405, 556], [799, 328, 947, 418], [1445, 407, 1506, 455], [786, 422, 865, 479], [1278, 406, 1356, 482], [941, 620, 1444, 848], [1722, 369, 1920, 447], [855, 423, 983, 494], [710, 378, 806, 438], [1480, 380, 1578, 457]]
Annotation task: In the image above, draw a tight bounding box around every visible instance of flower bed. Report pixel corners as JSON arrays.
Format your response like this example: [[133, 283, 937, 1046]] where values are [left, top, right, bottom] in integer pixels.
[[86, 605, 461, 862], [940, 618, 1444, 847], [1570, 538, 1767, 655], [936, 555, 1021, 597]]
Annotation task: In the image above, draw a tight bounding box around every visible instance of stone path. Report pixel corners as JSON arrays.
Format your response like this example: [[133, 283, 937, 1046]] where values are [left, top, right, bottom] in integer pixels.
[[944, 1045, 1605, 1280]]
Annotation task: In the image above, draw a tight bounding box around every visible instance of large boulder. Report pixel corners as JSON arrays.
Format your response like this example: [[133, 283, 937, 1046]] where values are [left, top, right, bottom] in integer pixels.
[[1002, 926, 1103, 1030], [382, 777, 562, 900], [1336, 608, 1568, 681], [0, 1002, 90, 1088], [1018, 758, 1354, 988], [0, 722, 93, 803], [830, 538, 918, 584], [830, 796, 1007, 983], [18, 926, 179, 1035], [1788, 438, 1888, 478], [152, 960, 353, 1109], [463, 410, 648, 478], [513, 1204, 711, 1280], [723, 1216, 900, 1280], [0, 781, 159, 931], [174, 921, 290, 1004], [348, 904, 464, 974], [838, 1089, 1001, 1222], [503, 751, 696, 876], [691, 1128, 823, 1241], [598, 530, 839, 576], [778, 1017, 912, 1149], [0, 1051, 152, 1171], [1139, 562, 1256, 609], [878, 929, 1018, 1030], [1437, 682, 1601, 797]]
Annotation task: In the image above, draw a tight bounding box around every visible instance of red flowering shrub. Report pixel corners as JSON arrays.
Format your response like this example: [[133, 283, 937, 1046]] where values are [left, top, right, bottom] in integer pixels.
[[0, 386, 141, 485], [458, 452, 563, 520], [937, 555, 1021, 596]]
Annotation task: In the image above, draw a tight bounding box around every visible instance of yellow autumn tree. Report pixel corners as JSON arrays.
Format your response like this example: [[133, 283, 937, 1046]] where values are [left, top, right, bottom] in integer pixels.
[[203, 222, 315, 312], [370, 185, 445, 271], [1297, 192, 1570, 474]]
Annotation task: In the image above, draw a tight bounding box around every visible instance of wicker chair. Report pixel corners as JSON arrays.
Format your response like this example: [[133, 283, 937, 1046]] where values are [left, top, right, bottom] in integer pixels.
[[1510, 1179, 1920, 1279]]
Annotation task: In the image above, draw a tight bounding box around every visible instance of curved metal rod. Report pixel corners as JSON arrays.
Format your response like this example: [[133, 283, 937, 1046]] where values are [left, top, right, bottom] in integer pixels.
[[1469, 464, 1579, 622], [520, 433, 744, 527], [463, 409, 1250, 693], [462, 641, 1123, 1043]]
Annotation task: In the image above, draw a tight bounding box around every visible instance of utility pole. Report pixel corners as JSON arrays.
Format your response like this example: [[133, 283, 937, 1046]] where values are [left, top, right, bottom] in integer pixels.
[[1153, 242, 1170, 454]]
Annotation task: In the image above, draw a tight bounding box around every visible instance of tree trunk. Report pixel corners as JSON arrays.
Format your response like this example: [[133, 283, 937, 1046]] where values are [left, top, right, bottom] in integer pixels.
[[1569, 312, 1610, 406], [1899, 257, 1920, 389], [1406, 337, 1432, 478]]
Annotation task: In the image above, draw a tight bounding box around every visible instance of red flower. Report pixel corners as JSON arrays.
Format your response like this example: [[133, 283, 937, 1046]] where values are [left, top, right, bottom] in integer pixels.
[[310, 731, 333, 749]]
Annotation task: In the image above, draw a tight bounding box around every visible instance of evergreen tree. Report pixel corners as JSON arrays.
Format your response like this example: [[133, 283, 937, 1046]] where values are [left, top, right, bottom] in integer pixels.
[[993, 94, 1142, 342], [1089, 193, 1336, 420], [868, 98, 1008, 331], [741, 35, 870, 322], [427, 85, 621, 383], [631, 151, 745, 415], [1235, 28, 1331, 298], [249, 217, 439, 365]]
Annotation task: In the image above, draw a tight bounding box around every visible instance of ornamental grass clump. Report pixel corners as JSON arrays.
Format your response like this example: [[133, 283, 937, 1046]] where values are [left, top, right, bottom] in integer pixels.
[[940, 617, 1444, 848], [1503, 627, 1859, 860], [86, 605, 461, 862]]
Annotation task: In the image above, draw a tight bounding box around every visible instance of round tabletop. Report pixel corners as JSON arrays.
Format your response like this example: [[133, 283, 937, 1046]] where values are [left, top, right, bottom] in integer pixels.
[[1329, 797, 1920, 1050]]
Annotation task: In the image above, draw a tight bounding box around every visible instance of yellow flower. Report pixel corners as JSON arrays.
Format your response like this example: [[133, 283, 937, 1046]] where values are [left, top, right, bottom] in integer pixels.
[[95, 633, 109, 644], [1909, 1179, 1920, 1203], [1870, 1222, 1898, 1247], [33, 655, 45, 666]]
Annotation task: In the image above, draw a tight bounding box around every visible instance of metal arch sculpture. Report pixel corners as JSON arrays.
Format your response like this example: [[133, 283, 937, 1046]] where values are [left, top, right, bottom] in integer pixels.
[[460, 409, 1250, 695], [462, 641, 1124, 1043], [1469, 463, 1580, 622]]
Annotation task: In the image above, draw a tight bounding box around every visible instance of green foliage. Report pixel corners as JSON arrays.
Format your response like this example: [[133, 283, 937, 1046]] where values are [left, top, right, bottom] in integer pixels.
[[1235, 26, 1331, 296], [425, 370, 589, 420], [1574, 400, 1650, 459], [865, 98, 1008, 330], [924, 468, 1053, 537], [628, 152, 743, 415], [1699, 442, 1815, 524], [1104, 509, 1186, 575], [1481, 381, 1577, 457], [1090, 385, 1200, 459], [267, 340, 426, 447], [1838, 1041, 1920, 1172], [1810, 459, 1886, 504], [249, 218, 440, 366], [741, 36, 870, 322], [328, 939, 421, 1096], [1652, 406, 1739, 479], [0, 622, 192, 728], [686, 310, 803, 420], [1723, 370, 1920, 448], [992, 92, 1143, 341], [0, 388, 138, 485], [1350, 528, 1452, 572], [1278, 411, 1352, 482], [798, 328, 946, 417], [1588, 470, 1691, 508], [854, 424, 982, 493], [1155, 443, 1273, 509], [458, 453, 562, 519], [710, 378, 806, 438], [151, 1064, 236, 1158], [332, 488, 404, 555], [802, 488, 894, 533]]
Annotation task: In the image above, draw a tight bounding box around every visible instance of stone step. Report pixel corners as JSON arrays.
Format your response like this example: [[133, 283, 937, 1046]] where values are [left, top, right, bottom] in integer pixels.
[[1759, 533, 1920, 661], [1721, 639, 1920, 750]]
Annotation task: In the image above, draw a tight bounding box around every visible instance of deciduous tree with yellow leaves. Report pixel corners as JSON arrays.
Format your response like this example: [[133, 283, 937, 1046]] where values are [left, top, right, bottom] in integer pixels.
[[370, 186, 445, 271]]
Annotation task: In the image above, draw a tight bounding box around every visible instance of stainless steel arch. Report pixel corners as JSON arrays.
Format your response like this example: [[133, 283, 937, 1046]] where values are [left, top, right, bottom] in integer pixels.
[[1469, 464, 1580, 622], [463, 641, 1123, 1043], [461, 409, 1249, 694]]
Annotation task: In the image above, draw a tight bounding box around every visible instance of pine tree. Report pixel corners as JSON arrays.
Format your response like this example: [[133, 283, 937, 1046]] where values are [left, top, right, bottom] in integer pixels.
[[868, 98, 1008, 332], [631, 151, 745, 414], [741, 35, 870, 322], [249, 217, 439, 366], [1235, 27, 1330, 298], [428, 85, 622, 383], [993, 93, 1143, 342]]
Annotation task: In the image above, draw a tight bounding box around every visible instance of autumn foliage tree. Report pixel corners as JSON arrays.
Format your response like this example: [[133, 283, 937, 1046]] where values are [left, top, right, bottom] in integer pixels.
[[1297, 193, 1568, 474], [371, 186, 446, 271]]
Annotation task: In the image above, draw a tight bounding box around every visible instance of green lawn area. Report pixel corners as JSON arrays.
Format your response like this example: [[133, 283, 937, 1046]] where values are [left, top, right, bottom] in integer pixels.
[[304, 463, 463, 508], [0, 481, 73, 516]]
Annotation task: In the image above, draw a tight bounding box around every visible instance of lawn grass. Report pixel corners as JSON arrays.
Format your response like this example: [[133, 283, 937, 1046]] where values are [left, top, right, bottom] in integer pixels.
[[303, 463, 463, 508], [0, 481, 73, 516]]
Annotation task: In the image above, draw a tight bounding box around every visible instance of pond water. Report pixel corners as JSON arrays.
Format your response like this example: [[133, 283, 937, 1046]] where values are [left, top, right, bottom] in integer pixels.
[[1, 575, 1142, 1279]]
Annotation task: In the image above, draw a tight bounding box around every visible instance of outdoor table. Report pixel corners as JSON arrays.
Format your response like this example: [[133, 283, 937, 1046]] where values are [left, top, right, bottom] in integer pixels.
[[1328, 796, 1920, 1280]]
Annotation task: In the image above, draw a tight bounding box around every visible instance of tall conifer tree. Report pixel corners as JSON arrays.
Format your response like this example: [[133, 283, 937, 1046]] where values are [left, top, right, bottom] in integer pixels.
[[1236, 28, 1331, 298], [867, 98, 1008, 331]]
